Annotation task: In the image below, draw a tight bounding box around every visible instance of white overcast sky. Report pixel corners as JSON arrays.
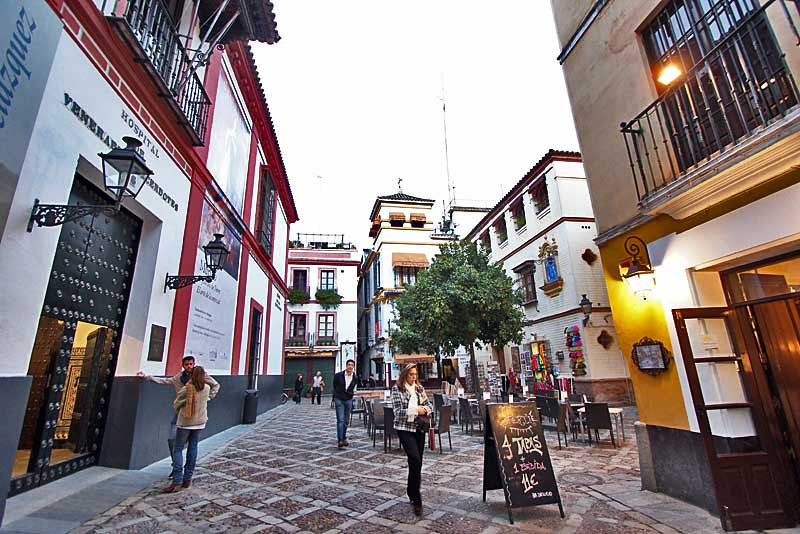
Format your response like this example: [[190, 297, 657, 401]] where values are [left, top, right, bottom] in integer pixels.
[[251, 2, 580, 250]]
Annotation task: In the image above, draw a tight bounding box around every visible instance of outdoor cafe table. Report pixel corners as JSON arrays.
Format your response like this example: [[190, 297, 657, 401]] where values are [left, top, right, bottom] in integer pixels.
[[576, 406, 625, 440]]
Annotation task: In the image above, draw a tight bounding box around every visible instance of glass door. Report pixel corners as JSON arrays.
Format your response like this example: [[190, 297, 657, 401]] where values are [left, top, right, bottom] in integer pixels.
[[673, 307, 796, 530]]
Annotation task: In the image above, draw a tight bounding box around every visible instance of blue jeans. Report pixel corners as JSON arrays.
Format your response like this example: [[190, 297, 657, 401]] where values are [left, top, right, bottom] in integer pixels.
[[172, 427, 201, 484], [168, 412, 178, 478], [334, 398, 353, 442]]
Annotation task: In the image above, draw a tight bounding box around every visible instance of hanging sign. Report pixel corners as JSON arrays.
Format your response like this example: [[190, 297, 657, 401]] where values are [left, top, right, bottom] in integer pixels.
[[483, 402, 564, 524]]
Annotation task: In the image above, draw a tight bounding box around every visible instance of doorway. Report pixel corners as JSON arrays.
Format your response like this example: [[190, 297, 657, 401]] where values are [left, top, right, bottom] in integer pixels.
[[10, 176, 141, 496], [671, 251, 800, 530]]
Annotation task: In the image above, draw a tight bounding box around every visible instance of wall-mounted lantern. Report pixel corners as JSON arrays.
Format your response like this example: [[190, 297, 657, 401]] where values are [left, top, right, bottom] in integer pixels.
[[28, 137, 153, 232], [579, 294, 592, 326], [164, 233, 230, 291], [622, 236, 656, 299]]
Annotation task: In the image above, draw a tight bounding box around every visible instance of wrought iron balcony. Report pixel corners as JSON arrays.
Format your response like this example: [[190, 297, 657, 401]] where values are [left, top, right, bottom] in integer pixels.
[[109, 0, 211, 146], [286, 334, 309, 347], [621, 1, 800, 203]]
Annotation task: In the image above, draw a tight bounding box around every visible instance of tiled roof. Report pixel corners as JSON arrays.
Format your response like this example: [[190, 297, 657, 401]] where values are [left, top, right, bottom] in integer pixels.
[[377, 193, 435, 203], [464, 149, 582, 240], [209, 0, 281, 45], [369, 192, 435, 221]]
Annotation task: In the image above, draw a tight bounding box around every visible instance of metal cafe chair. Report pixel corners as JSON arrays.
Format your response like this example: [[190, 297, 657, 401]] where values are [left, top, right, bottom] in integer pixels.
[[556, 403, 581, 449], [372, 402, 385, 448], [585, 402, 617, 448], [383, 407, 399, 452], [459, 397, 482, 434], [433, 393, 444, 423], [365, 399, 375, 436], [433, 405, 453, 453], [350, 396, 367, 427]]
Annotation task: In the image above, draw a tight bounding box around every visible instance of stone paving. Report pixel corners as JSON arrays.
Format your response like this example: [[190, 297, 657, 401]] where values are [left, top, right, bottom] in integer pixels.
[[70, 400, 749, 533]]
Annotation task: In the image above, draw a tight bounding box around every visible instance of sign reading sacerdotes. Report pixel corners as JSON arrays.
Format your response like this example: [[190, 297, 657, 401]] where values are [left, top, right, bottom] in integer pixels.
[[183, 200, 242, 372]]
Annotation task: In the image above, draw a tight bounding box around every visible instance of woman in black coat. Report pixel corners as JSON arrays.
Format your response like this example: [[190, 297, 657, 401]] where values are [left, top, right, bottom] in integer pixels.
[[294, 373, 304, 404]]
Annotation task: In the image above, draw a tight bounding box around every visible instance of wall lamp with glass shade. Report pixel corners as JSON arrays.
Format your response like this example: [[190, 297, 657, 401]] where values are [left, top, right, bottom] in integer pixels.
[[657, 63, 682, 86], [164, 233, 230, 291], [622, 236, 656, 299], [28, 137, 153, 232], [579, 294, 593, 326]]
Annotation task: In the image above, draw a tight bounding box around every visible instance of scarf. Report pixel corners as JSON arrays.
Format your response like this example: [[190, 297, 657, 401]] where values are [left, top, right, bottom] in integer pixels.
[[405, 383, 418, 422], [183, 385, 197, 419]]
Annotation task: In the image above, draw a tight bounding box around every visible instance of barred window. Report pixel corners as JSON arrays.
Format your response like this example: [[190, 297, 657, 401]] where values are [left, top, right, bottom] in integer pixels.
[[318, 314, 334, 338], [257, 169, 276, 255]]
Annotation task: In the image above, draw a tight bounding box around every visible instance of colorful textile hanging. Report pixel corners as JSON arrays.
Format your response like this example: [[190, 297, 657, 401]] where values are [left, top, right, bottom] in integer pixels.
[[566, 325, 587, 377]]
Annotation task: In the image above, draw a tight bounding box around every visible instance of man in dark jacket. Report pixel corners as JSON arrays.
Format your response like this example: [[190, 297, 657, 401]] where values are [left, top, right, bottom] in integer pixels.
[[333, 359, 358, 449]]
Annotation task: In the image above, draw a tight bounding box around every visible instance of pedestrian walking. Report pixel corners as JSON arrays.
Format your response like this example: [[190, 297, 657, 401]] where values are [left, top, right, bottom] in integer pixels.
[[332, 359, 357, 448], [311, 371, 325, 405], [137, 355, 219, 480], [391, 363, 433, 517], [294, 373, 304, 403], [162, 366, 211, 492]]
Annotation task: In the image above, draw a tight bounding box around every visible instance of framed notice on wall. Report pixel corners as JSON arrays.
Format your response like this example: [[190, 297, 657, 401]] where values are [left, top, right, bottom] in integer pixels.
[[631, 337, 670, 375], [147, 324, 167, 362]]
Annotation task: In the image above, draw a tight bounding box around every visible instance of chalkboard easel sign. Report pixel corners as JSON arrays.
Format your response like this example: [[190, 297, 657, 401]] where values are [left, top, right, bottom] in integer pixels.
[[483, 402, 565, 524]]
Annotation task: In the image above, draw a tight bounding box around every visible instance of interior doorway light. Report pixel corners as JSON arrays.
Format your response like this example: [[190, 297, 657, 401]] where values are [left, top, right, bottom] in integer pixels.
[[657, 64, 682, 86]]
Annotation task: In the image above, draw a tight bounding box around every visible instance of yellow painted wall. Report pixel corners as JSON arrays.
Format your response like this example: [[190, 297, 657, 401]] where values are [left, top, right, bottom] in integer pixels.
[[599, 218, 689, 431]]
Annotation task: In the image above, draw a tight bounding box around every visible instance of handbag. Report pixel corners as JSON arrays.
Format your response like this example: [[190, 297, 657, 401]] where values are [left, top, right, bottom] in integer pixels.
[[416, 414, 431, 433]]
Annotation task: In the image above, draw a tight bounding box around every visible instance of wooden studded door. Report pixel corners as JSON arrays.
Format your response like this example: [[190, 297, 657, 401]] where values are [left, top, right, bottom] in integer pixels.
[[10, 176, 141, 497]]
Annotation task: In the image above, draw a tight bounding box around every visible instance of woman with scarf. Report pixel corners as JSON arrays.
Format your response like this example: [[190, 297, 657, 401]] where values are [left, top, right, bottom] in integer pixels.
[[163, 366, 211, 492], [390, 364, 433, 517]]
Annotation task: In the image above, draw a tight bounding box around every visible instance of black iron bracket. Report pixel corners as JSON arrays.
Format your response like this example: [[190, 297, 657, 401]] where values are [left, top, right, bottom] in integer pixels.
[[27, 198, 118, 232], [164, 273, 215, 292]]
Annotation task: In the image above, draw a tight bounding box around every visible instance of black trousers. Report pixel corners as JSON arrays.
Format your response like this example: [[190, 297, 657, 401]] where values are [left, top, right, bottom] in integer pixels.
[[397, 429, 425, 505], [312, 387, 322, 404]]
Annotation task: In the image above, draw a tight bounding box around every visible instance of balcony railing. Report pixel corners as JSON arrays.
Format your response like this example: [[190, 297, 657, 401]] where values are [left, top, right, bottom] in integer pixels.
[[109, 0, 211, 146], [621, 1, 800, 203], [286, 334, 308, 347], [316, 334, 338, 347]]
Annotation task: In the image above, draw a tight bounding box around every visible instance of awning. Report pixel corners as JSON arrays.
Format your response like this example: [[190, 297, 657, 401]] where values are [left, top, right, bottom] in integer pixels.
[[410, 213, 427, 222], [394, 353, 435, 364], [286, 351, 334, 358], [389, 212, 406, 221], [512, 259, 537, 273], [392, 252, 429, 268]]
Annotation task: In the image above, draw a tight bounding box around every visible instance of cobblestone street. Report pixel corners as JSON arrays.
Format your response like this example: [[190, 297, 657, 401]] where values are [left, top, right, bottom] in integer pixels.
[[72, 400, 736, 534]]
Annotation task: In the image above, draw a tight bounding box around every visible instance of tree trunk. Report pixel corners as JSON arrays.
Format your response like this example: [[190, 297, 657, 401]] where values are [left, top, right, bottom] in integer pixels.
[[469, 342, 481, 397]]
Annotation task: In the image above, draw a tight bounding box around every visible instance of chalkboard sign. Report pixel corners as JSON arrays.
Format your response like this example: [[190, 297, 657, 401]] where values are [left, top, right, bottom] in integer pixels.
[[483, 402, 564, 523]]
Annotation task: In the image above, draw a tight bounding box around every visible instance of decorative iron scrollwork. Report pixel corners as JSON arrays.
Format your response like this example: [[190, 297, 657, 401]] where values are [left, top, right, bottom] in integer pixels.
[[164, 274, 214, 292], [27, 199, 118, 232]]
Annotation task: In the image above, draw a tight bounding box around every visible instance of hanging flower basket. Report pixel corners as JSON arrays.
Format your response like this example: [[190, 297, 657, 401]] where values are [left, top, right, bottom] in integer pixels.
[[315, 289, 342, 309], [288, 289, 310, 304]]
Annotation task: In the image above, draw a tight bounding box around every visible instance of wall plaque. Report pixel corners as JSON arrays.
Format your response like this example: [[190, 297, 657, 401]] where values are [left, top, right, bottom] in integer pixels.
[[147, 324, 167, 362]]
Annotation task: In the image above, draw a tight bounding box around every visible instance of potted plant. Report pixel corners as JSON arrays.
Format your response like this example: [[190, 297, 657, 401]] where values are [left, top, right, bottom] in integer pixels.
[[315, 289, 342, 310], [514, 214, 526, 230], [304, 384, 312, 398], [288, 289, 310, 304]]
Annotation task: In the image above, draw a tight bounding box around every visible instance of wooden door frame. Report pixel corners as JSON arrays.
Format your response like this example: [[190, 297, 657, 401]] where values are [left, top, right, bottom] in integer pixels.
[[673, 306, 797, 530]]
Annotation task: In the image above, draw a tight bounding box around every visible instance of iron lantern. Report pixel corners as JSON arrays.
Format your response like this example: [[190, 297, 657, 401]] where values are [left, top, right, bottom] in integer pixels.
[[579, 294, 593, 326], [28, 136, 154, 232], [165, 233, 231, 291], [202, 233, 229, 276], [99, 136, 153, 203]]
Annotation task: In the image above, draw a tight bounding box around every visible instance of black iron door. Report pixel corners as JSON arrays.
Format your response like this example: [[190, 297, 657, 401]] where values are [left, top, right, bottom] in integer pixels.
[[10, 176, 141, 496]]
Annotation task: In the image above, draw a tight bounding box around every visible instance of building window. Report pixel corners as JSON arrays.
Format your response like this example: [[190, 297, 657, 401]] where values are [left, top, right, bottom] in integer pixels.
[[511, 202, 526, 230], [290, 314, 306, 337], [410, 213, 426, 228], [373, 254, 381, 288], [532, 183, 549, 214], [480, 232, 491, 252], [320, 269, 335, 290], [292, 269, 308, 291], [256, 169, 276, 254], [318, 314, 334, 338], [417, 362, 433, 380], [389, 212, 405, 227], [495, 218, 508, 244], [394, 266, 420, 287], [641, 0, 795, 172], [518, 268, 537, 304]]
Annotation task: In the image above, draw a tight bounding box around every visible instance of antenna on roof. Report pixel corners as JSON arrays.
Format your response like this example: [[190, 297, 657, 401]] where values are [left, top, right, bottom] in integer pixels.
[[397, 177, 403, 193], [440, 74, 454, 210]]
